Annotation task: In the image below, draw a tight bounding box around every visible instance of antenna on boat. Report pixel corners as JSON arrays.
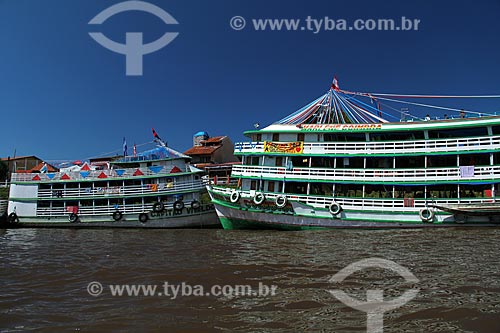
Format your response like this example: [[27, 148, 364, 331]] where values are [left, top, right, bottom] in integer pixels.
[[152, 128, 168, 148]]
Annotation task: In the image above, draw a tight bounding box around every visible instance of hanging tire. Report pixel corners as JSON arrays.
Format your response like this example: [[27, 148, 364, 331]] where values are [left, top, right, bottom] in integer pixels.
[[455, 213, 467, 224], [253, 192, 265, 205], [8, 212, 19, 224], [230, 190, 240, 203], [329, 201, 342, 215], [112, 210, 123, 221], [69, 213, 78, 223], [174, 200, 184, 211], [139, 213, 148, 223], [419, 208, 435, 223], [153, 202, 164, 212], [275, 195, 287, 208], [191, 200, 201, 209]]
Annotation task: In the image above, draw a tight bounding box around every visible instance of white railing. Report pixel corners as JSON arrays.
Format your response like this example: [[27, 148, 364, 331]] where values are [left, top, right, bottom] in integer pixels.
[[210, 186, 492, 211], [35, 180, 204, 200], [231, 164, 500, 183], [234, 135, 500, 156], [36, 202, 212, 217], [11, 164, 191, 183]]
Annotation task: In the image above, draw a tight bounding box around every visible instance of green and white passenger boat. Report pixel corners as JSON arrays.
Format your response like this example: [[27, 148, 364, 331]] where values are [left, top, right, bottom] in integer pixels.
[[7, 131, 219, 228], [208, 78, 500, 229]]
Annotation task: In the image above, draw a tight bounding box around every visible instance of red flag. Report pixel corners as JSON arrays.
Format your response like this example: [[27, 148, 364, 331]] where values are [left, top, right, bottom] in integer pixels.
[[331, 75, 339, 91], [152, 128, 159, 139], [133, 143, 137, 157]]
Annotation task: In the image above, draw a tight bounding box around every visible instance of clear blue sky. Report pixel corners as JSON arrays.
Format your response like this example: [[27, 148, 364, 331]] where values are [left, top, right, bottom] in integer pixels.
[[1, 0, 499, 161]]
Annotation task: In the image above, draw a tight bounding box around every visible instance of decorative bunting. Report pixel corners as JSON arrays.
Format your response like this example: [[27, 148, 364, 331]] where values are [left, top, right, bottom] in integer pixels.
[[97, 172, 107, 179], [81, 163, 91, 171], [148, 166, 163, 174], [80, 171, 90, 178], [46, 173, 55, 180], [32, 175, 41, 181], [61, 174, 70, 180], [115, 169, 125, 177], [170, 166, 182, 173], [133, 169, 144, 176]]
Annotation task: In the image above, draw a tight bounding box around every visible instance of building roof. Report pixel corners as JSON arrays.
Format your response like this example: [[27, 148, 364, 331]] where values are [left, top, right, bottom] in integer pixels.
[[16, 162, 59, 173], [202, 136, 226, 144], [1, 155, 39, 161], [184, 145, 221, 156]]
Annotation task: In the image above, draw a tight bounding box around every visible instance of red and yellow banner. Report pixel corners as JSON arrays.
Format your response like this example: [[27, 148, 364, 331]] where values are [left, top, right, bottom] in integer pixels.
[[263, 141, 303, 154]]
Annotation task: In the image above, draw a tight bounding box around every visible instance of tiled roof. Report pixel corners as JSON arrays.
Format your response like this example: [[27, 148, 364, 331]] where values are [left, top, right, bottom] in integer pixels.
[[184, 145, 221, 155], [202, 136, 226, 144]]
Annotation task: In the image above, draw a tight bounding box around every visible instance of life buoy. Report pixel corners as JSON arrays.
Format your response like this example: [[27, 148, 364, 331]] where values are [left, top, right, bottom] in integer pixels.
[[112, 210, 123, 221], [8, 212, 19, 224], [230, 190, 240, 203], [174, 200, 184, 211], [69, 213, 78, 223], [275, 195, 287, 208], [139, 213, 148, 223], [253, 192, 265, 205], [153, 202, 164, 212], [191, 200, 201, 209], [419, 208, 435, 222], [329, 201, 342, 215]]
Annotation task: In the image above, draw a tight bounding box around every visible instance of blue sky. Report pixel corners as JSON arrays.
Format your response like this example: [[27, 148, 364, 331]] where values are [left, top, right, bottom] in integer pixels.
[[0, 0, 499, 161]]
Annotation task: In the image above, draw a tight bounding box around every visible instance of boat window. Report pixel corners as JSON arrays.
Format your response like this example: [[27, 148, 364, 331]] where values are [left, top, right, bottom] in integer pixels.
[[250, 180, 257, 190], [459, 184, 491, 198], [395, 156, 425, 168], [427, 155, 457, 167], [284, 182, 307, 194], [275, 156, 283, 167], [459, 153, 490, 166], [369, 131, 424, 141], [310, 183, 333, 196], [364, 185, 393, 198], [324, 133, 366, 142], [393, 186, 427, 199], [311, 157, 335, 168], [250, 156, 260, 166], [428, 127, 487, 139], [290, 156, 309, 167], [267, 181, 275, 192], [491, 126, 500, 135], [251, 134, 262, 142], [493, 153, 500, 164], [272, 133, 280, 141], [366, 157, 392, 169], [334, 184, 363, 197], [297, 133, 305, 141]]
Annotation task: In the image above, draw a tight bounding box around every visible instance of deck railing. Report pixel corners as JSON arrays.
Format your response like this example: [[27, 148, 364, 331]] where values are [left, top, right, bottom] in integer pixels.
[[234, 135, 500, 156], [35, 180, 204, 200], [210, 186, 493, 211], [231, 164, 500, 183], [10, 164, 191, 183]]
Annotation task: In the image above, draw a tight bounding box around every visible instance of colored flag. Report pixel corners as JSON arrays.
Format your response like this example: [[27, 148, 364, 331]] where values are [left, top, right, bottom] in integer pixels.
[[331, 75, 339, 90], [152, 128, 161, 140], [133, 143, 137, 157], [123, 137, 128, 156], [40, 163, 48, 173]]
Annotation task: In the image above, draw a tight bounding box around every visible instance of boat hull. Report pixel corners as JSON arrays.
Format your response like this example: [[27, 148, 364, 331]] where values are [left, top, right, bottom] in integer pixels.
[[209, 191, 500, 230], [7, 204, 220, 228]]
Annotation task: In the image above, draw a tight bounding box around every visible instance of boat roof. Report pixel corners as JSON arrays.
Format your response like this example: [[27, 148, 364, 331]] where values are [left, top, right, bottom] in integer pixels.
[[114, 146, 190, 164]]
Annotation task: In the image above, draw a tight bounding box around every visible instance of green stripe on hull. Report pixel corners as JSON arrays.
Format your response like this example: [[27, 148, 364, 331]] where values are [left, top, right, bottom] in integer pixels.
[[218, 216, 324, 231]]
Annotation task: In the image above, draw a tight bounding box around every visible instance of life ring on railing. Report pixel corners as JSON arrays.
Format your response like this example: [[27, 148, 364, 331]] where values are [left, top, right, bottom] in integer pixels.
[[174, 200, 184, 211], [253, 192, 265, 205], [138, 213, 148, 223], [230, 190, 241, 203], [329, 201, 342, 215], [275, 195, 287, 208], [419, 208, 435, 222], [112, 210, 123, 221], [191, 200, 201, 209], [69, 213, 78, 223], [8, 212, 19, 224], [153, 202, 164, 213]]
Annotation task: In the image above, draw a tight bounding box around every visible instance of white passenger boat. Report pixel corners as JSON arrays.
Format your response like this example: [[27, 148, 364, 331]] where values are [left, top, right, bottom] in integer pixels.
[[208, 78, 500, 229], [6, 131, 219, 228]]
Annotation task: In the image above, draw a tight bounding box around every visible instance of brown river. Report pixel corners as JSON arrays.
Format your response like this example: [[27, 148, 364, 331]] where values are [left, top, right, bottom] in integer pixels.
[[1, 227, 500, 332]]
